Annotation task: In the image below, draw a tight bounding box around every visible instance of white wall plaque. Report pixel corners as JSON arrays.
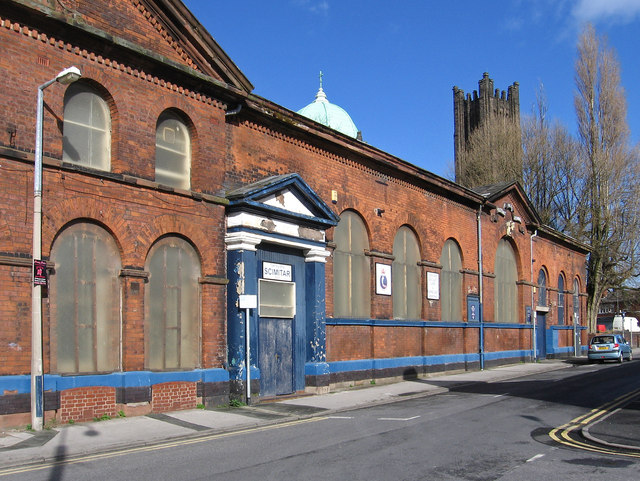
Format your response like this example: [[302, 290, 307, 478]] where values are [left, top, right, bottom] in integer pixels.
[[262, 261, 292, 281], [376, 263, 392, 296], [427, 272, 440, 300]]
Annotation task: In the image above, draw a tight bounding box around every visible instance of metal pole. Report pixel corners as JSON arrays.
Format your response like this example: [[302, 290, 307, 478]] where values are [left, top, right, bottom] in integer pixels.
[[477, 208, 484, 370], [573, 312, 579, 357]]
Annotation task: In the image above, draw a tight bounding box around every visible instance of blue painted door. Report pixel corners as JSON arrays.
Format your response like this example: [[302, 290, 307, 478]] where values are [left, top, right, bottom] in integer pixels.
[[536, 312, 547, 358], [258, 318, 293, 396], [257, 246, 306, 397]]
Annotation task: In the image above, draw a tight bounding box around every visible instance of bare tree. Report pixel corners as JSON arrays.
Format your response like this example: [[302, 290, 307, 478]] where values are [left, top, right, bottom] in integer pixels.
[[522, 85, 580, 230], [457, 113, 522, 189], [573, 24, 640, 332]]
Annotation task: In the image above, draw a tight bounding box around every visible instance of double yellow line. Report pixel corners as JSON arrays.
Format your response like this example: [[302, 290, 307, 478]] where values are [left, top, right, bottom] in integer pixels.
[[0, 416, 328, 477], [549, 388, 640, 457]]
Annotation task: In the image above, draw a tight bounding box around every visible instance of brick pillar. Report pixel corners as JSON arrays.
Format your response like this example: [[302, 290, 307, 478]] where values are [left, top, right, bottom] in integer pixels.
[[120, 269, 148, 371], [368, 251, 393, 319], [200, 277, 228, 369], [421, 262, 442, 320]]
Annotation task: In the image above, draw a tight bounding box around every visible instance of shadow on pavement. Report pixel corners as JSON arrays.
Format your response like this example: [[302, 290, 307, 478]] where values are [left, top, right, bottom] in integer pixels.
[[400, 359, 640, 412]]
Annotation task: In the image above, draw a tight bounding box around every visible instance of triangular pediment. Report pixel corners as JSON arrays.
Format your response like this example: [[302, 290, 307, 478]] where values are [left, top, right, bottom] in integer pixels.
[[472, 181, 589, 253], [143, 0, 253, 91], [23, 0, 252, 92], [473, 181, 541, 225], [226, 174, 339, 228], [258, 189, 315, 217]]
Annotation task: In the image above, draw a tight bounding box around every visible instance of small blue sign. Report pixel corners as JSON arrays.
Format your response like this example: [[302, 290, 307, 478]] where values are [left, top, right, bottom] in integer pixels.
[[467, 295, 480, 322]]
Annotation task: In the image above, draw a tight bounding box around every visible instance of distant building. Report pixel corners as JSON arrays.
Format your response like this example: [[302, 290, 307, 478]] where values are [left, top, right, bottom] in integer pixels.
[[453, 73, 521, 186], [598, 288, 640, 334]]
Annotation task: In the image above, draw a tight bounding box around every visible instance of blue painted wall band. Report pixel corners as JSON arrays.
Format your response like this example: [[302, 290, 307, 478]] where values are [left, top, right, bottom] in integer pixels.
[[327, 350, 530, 374], [0, 368, 229, 395]]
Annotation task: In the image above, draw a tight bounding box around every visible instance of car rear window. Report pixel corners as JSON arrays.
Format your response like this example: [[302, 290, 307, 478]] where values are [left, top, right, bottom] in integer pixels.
[[591, 336, 615, 344]]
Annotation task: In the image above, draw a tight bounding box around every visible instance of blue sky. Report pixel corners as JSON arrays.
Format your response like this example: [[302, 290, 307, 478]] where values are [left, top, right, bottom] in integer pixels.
[[183, 0, 640, 179]]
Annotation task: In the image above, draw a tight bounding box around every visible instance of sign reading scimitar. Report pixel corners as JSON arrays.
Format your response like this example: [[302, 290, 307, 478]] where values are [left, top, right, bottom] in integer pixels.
[[262, 261, 292, 282]]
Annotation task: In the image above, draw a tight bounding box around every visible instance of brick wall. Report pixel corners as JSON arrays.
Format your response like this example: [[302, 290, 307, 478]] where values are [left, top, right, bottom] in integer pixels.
[[0, 264, 31, 373], [151, 382, 197, 413], [59, 386, 117, 423], [326, 326, 372, 361]]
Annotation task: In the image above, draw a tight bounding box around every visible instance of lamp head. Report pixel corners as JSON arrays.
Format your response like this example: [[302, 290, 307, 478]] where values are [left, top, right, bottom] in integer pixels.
[[55, 66, 82, 85]]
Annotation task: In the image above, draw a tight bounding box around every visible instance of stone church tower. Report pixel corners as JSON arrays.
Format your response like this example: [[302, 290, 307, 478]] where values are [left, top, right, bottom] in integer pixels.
[[453, 73, 520, 186]]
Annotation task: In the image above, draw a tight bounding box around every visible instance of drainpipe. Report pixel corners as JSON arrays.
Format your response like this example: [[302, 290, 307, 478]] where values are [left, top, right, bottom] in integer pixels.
[[477, 207, 485, 370], [531, 230, 538, 361], [226, 104, 243, 117], [245, 306, 251, 404], [573, 312, 579, 356]]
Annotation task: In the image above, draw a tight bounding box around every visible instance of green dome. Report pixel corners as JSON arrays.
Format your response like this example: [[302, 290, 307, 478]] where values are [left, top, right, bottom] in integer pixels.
[[297, 87, 359, 139]]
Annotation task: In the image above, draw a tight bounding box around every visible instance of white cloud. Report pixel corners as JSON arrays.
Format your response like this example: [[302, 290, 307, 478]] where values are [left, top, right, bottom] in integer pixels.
[[310, 1, 329, 15], [292, 0, 329, 16], [573, 0, 640, 23]]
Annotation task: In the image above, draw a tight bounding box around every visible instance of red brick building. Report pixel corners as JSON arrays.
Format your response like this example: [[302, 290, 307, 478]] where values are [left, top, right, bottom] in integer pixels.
[[0, 0, 588, 429]]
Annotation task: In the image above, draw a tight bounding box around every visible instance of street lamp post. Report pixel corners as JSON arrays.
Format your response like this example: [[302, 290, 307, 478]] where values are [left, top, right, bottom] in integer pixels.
[[31, 66, 81, 431]]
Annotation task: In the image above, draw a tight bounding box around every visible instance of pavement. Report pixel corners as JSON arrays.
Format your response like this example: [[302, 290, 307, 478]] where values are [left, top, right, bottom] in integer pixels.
[[1, 355, 639, 470]]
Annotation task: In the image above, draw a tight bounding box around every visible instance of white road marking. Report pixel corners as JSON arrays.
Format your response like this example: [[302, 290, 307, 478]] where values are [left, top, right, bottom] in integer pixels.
[[328, 416, 353, 419], [526, 454, 545, 463], [378, 416, 421, 421]]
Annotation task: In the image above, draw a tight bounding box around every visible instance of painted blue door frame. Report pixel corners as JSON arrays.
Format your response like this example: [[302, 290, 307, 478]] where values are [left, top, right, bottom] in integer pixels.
[[224, 174, 338, 399]]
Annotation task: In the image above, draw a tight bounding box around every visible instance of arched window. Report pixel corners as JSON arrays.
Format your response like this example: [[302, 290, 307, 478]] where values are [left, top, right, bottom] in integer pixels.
[[145, 237, 201, 370], [537, 269, 547, 307], [573, 278, 580, 324], [494, 239, 517, 323], [155, 111, 191, 189], [63, 82, 111, 170], [392, 226, 421, 319], [50, 223, 121, 373], [440, 239, 462, 322], [557, 274, 566, 325], [333, 211, 370, 318]]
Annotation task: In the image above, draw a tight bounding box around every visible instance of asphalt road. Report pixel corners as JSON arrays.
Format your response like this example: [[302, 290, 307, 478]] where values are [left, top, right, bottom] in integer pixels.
[[4, 360, 640, 481]]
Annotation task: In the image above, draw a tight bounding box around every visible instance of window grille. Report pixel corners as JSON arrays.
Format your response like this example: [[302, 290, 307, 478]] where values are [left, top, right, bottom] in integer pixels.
[[440, 239, 462, 322], [155, 112, 191, 189], [393, 227, 422, 319], [50, 223, 120, 373], [145, 237, 200, 370], [63, 83, 111, 170], [494, 239, 518, 323], [333, 211, 370, 318], [557, 274, 565, 324]]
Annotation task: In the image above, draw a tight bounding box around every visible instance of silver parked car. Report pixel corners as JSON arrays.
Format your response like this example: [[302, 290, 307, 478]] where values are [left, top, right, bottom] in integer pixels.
[[588, 334, 633, 363]]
